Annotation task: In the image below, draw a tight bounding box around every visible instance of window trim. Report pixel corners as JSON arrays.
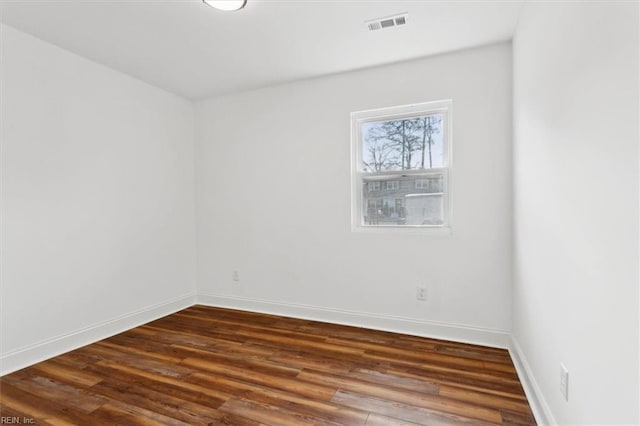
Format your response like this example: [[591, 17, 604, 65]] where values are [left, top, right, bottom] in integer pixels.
[[350, 100, 453, 233]]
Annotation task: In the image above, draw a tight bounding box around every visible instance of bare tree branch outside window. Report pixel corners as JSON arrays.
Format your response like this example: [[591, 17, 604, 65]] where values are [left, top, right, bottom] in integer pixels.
[[362, 114, 443, 172]]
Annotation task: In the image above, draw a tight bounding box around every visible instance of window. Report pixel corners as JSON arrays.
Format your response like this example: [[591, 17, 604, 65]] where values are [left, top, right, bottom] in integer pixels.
[[351, 100, 452, 230], [367, 181, 381, 192], [415, 177, 443, 192], [385, 180, 400, 191]]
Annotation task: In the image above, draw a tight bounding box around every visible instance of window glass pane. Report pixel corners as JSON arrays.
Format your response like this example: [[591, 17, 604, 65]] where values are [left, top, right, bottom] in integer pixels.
[[362, 114, 444, 172], [362, 174, 444, 226]]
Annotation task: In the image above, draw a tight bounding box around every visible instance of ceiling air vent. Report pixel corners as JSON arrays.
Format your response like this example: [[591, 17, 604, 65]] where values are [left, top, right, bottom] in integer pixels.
[[366, 13, 408, 32]]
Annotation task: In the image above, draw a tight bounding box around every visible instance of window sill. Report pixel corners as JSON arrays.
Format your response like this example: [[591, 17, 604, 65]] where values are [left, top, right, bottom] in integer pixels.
[[351, 224, 452, 236]]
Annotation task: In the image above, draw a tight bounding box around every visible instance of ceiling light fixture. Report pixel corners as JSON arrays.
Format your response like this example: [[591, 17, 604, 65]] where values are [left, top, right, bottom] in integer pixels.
[[202, 0, 246, 12]]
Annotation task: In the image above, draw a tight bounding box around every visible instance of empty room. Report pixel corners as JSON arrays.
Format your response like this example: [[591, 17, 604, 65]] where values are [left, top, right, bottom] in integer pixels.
[[0, 0, 638, 425]]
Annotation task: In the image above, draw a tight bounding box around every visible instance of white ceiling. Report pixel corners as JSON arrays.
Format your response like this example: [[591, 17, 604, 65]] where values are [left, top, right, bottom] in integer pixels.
[[0, 0, 525, 100]]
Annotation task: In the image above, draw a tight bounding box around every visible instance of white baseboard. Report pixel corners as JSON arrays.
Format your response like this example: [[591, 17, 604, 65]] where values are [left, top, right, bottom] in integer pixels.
[[509, 336, 557, 426], [0, 292, 197, 376], [197, 293, 510, 349]]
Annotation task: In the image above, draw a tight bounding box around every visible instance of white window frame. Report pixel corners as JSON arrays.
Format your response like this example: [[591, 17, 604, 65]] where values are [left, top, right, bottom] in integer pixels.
[[350, 100, 453, 233]]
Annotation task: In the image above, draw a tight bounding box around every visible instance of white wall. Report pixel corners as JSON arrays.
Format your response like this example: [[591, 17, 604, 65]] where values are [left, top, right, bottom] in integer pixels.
[[195, 43, 513, 344], [0, 24, 197, 374], [512, 2, 639, 424]]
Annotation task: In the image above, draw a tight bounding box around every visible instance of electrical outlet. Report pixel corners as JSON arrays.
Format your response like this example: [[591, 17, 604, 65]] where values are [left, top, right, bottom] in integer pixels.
[[560, 363, 569, 401], [416, 287, 427, 301], [232, 270, 240, 282]]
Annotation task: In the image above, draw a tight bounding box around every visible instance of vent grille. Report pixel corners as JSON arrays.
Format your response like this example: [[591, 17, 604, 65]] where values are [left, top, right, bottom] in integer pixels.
[[380, 19, 395, 28], [366, 13, 408, 32]]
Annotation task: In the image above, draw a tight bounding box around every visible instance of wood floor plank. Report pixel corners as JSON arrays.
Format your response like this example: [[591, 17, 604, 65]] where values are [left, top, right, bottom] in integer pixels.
[[436, 345, 513, 364], [209, 412, 264, 426], [172, 344, 300, 375], [500, 409, 537, 425], [141, 326, 277, 358], [90, 339, 183, 365], [362, 350, 522, 385], [484, 360, 518, 374], [365, 413, 423, 426], [345, 369, 440, 394], [84, 363, 228, 409], [2, 373, 108, 413], [327, 336, 487, 370], [87, 359, 233, 405], [82, 343, 196, 379], [47, 349, 103, 370], [0, 305, 536, 425], [369, 366, 528, 400], [235, 328, 366, 356], [298, 369, 502, 423], [28, 359, 103, 387], [98, 333, 207, 362], [185, 363, 337, 401], [438, 384, 532, 414], [218, 398, 344, 426], [173, 311, 331, 343], [267, 349, 358, 373], [181, 354, 300, 378], [296, 323, 399, 345], [89, 401, 192, 426], [89, 379, 222, 424], [244, 339, 375, 368], [245, 391, 368, 426], [332, 390, 500, 426], [188, 372, 368, 425], [187, 371, 334, 404]]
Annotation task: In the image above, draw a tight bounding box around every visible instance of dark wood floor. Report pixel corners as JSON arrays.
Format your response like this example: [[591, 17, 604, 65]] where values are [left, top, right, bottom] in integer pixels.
[[0, 305, 536, 425]]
